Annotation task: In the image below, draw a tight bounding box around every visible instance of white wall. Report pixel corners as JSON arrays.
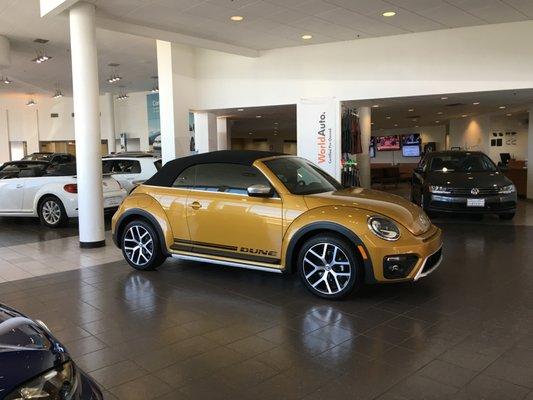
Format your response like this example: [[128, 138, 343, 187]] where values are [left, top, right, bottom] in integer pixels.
[[0, 91, 152, 162], [448, 113, 528, 163], [371, 125, 446, 164]]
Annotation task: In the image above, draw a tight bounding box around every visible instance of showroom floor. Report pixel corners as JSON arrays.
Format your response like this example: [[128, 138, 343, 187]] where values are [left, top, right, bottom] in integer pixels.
[[0, 207, 533, 400]]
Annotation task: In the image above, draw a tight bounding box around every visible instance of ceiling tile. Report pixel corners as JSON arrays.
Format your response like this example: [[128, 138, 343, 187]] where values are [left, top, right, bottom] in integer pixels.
[[415, 3, 486, 27], [317, 7, 408, 35], [446, 0, 527, 23], [501, 0, 533, 18]]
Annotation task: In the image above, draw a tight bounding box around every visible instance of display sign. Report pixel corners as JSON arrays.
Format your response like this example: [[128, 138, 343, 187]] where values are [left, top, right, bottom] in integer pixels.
[[146, 93, 160, 151], [376, 135, 400, 151], [297, 98, 338, 178]]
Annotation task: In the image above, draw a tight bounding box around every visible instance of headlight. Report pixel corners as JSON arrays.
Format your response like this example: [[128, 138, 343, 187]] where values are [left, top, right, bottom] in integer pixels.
[[499, 184, 516, 194], [368, 216, 401, 241], [428, 185, 451, 194], [5, 361, 78, 400]]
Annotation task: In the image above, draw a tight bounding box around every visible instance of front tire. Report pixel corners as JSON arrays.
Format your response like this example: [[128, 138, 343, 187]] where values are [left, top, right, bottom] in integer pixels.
[[38, 196, 68, 228], [121, 220, 166, 270], [297, 235, 361, 299]]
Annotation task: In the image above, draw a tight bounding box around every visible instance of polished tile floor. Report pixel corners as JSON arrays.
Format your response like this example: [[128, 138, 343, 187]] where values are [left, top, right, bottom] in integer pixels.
[[1, 205, 533, 399]]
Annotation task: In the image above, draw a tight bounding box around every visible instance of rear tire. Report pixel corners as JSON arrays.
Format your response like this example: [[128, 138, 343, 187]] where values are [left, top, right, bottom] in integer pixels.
[[38, 196, 68, 228], [499, 213, 515, 220], [121, 220, 166, 270], [297, 234, 361, 299]]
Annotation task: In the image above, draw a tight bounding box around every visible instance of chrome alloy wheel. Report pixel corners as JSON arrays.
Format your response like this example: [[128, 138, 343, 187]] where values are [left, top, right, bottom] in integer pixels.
[[41, 200, 61, 225], [123, 225, 154, 266], [302, 243, 352, 295]]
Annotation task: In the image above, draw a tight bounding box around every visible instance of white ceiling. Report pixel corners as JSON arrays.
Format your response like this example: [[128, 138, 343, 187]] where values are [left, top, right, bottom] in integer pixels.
[[90, 0, 533, 50], [1, 0, 533, 97], [347, 88, 533, 130]]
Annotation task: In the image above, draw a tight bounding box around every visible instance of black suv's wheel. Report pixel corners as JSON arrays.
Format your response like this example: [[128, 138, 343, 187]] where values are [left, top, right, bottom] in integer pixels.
[[297, 234, 361, 299], [38, 196, 68, 228], [121, 220, 166, 270]]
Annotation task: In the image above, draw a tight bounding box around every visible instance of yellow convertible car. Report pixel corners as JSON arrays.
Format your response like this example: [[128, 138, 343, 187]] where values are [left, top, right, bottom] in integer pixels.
[[112, 151, 442, 299]]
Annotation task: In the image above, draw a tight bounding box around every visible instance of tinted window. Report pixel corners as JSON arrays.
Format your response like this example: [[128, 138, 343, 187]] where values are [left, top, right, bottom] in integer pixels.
[[264, 157, 342, 195], [154, 160, 162, 171], [104, 160, 141, 173], [429, 153, 497, 172], [194, 163, 271, 195], [173, 165, 196, 188]]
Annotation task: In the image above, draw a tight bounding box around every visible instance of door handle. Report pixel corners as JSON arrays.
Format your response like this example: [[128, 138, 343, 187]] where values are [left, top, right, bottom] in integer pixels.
[[190, 201, 202, 210]]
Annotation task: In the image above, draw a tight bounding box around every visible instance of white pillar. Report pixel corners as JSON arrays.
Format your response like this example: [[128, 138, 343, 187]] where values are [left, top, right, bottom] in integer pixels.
[[217, 117, 228, 150], [528, 107, 533, 199], [0, 109, 9, 163], [194, 112, 217, 153], [69, 2, 105, 247], [358, 106, 371, 188], [103, 92, 116, 154], [156, 40, 194, 164]]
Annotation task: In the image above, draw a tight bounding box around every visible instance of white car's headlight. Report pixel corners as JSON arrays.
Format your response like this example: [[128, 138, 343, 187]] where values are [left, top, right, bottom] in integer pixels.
[[428, 186, 451, 194], [5, 361, 78, 400], [368, 217, 401, 241], [498, 184, 516, 194]]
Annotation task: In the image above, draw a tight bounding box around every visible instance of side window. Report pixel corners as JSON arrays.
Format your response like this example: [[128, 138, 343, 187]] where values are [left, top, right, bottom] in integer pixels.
[[173, 165, 196, 188], [194, 163, 271, 195], [102, 160, 112, 173], [112, 160, 141, 173]]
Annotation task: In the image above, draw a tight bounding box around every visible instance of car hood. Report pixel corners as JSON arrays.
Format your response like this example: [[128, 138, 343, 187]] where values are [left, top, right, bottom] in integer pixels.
[[0, 304, 68, 396], [304, 187, 431, 235], [426, 171, 512, 188]]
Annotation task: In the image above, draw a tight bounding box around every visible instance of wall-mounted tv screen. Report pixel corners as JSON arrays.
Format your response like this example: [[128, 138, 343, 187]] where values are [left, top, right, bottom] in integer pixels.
[[376, 135, 400, 151], [369, 137, 376, 158], [401, 133, 421, 157]]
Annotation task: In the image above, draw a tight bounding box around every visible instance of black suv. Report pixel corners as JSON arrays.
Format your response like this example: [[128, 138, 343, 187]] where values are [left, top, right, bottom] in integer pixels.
[[411, 151, 517, 220]]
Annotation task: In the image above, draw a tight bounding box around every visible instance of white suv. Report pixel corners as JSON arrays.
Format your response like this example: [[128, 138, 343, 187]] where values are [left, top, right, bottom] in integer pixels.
[[102, 153, 161, 193]]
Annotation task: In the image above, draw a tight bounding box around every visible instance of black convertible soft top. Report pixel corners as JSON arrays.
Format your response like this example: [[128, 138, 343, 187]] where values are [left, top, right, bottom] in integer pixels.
[[144, 150, 283, 187]]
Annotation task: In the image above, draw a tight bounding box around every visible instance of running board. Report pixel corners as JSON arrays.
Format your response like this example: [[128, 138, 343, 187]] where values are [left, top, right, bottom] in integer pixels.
[[170, 253, 283, 274]]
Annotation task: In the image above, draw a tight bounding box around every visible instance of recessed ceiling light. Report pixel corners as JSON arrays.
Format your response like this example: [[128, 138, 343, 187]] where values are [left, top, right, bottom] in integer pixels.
[[441, 96, 448, 100], [372, 104, 379, 108], [462, 114, 468, 117], [435, 120, 440, 123], [301, 34, 313, 40], [506, 113, 512, 117], [248, 132, 253, 135], [274, 122, 278, 125], [237, 108, 244, 112], [256, 115, 262, 118], [386, 116, 391, 119], [408, 108, 414, 112], [274, 133, 278, 136], [437, 111, 443, 115], [230, 15, 244, 21], [473, 102, 480, 105], [415, 125, 419, 128], [371, 122, 374, 125], [382, 11, 396, 17], [499, 106, 506, 109], [394, 124, 398, 127]]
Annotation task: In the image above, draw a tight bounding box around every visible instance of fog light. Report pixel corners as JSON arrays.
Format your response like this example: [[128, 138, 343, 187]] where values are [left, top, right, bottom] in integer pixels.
[[383, 254, 418, 279]]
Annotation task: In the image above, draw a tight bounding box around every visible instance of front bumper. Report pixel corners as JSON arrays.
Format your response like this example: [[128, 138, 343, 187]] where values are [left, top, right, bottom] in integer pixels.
[[77, 370, 103, 400], [427, 193, 517, 214]]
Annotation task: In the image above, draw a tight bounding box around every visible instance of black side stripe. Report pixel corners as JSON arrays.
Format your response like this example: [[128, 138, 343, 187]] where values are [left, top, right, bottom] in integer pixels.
[[174, 239, 238, 251]]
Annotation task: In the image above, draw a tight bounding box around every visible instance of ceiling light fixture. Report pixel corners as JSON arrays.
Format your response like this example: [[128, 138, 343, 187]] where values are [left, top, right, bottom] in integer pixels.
[[256, 115, 262, 118], [237, 108, 244, 112], [499, 106, 506, 109], [52, 82, 63, 99], [462, 114, 468, 117], [26, 98, 36, 106], [107, 63, 122, 83], [301, 34, 313, 40], [435, 120, 440, 123], [230, 15, 244, 21], [408, 108, 414, 112], [1, 75, 11, 84], [506, 113, 512, 117], [248, 132, 253, 135], [116, 87, 129, 101], [382, 11, 396, 17], [473, 102, 480, 105], [372, 104, 379, 108], [386, 116, 391, 119], [437, 111, 443, 115], [441, 96, 448, 100]]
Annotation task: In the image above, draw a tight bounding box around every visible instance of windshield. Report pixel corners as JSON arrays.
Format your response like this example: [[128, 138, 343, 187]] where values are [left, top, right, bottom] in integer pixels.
[[429, 153, 498, 173], [264, 157, 342, 195], [22, 153, 52, 161]]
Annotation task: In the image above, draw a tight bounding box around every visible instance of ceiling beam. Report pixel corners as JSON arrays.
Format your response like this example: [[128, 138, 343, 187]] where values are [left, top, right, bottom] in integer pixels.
[[95, 15, 259, 58]]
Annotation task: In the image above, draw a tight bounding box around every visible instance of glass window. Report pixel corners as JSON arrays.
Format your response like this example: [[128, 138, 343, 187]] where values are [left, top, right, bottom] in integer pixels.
[[154, 160, 162, 171], [193, 163, 271, 195], [172, 165, 196, 188], [429, 153, 497, 172], [107, 160, 141, 173], [264, 157, 342, 195]]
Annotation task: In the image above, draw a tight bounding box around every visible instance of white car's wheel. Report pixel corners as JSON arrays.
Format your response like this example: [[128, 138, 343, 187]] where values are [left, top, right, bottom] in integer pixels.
[[38, 196, 68, 228]]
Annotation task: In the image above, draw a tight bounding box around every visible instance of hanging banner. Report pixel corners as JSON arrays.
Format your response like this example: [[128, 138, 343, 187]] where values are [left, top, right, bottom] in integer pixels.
[[297, 98, 339, 179], [146, 93, 160, 153]]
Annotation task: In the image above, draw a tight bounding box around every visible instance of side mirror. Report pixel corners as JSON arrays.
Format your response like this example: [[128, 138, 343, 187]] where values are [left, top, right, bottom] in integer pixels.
[[247, 184, 273, 198]]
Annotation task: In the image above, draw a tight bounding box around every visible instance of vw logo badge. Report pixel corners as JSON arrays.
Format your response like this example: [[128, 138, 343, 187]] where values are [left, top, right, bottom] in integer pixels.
[[471, 188, 479, 195]]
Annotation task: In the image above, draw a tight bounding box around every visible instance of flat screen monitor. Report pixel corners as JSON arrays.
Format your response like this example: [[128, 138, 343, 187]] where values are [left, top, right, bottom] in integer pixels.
[[401, 133, 421, 146], [402, 145, 421, 157], [376, 135, 400, 151], [369, 137, 376, 158]]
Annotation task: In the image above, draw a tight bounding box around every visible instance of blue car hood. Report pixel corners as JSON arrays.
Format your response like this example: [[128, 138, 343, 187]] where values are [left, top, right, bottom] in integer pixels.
[[0, 304, 68, 397]]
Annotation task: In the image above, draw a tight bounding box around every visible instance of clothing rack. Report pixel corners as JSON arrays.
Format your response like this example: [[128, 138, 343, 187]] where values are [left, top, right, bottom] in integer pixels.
[[340, 107, 362, 187]]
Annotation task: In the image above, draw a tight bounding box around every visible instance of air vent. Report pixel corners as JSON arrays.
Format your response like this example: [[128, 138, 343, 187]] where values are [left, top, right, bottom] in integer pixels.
[[50, 113, 59, 118], [446, 103, 465, 107], [34, 38, 49, 44]]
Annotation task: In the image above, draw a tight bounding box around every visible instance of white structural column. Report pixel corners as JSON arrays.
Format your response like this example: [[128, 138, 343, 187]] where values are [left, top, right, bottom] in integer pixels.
[[103, 92, 116, 154], [194, 112, 218, 153], [0, 110, 9, 163], [216, 117, 228, 150], [527, 106, 533, 200], [156, 40, 195, 164], [69, 2, 105, 247], [357, 106, 372, 188]]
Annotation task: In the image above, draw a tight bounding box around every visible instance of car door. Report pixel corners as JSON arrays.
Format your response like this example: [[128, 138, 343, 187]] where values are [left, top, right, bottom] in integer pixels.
[[0, 173, 25, 213], [185, 163, 283, 265]]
